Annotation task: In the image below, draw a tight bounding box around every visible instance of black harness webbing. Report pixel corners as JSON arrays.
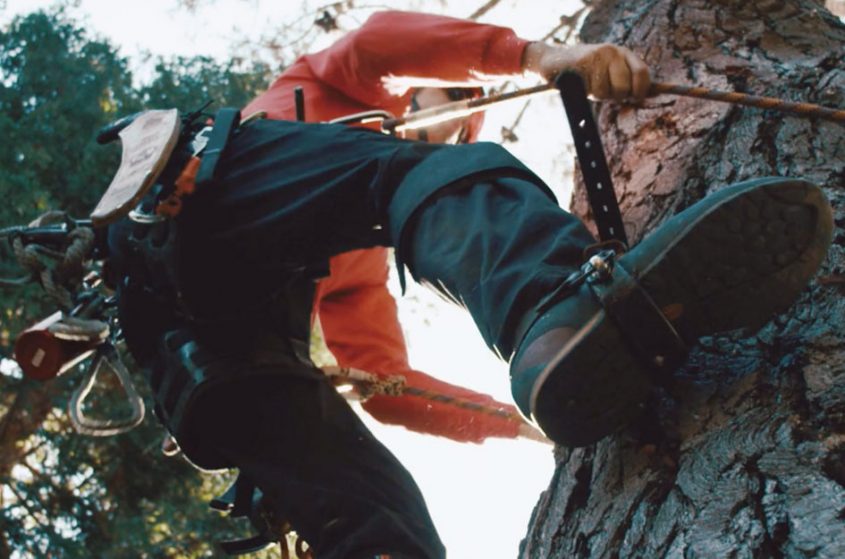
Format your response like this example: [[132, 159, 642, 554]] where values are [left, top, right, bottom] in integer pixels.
[[554, 75, 689, 373], [556, 72, 629, 247], [196, 107, 241, 187]]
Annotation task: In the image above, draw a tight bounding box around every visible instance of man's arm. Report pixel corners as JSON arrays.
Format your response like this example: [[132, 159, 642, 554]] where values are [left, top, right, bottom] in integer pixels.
[[304, 10, 650, 107], [521, 41, 651, 100], [315, 249, 522, 443]]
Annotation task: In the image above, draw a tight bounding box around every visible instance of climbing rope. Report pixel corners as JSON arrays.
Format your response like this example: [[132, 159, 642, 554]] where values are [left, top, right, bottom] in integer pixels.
[[7, 211, 95, 310], [373, 79, 845, 135]]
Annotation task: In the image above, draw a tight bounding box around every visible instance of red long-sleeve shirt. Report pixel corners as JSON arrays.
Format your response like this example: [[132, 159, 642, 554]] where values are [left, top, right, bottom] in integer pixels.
[[243, 11, 530, 443]]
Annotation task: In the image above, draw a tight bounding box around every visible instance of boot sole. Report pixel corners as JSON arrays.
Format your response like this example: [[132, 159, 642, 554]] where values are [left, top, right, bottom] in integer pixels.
[[531, 177, 833, 447]]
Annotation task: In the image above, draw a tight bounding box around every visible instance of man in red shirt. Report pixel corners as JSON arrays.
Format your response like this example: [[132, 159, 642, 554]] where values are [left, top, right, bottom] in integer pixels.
[[109, 10, 829, 559], [241, 10, 649, 445]]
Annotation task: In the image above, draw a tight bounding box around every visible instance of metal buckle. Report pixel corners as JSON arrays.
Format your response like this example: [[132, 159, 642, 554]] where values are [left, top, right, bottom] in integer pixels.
[[189, 125, 213, 157], [533, 249, 618, 317], [128, 202, 166, 224], [583, 249, 616, 284]]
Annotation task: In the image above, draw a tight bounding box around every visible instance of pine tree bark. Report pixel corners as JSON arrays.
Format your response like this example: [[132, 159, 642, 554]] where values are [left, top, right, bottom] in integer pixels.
[[520, 1, 845, 557]]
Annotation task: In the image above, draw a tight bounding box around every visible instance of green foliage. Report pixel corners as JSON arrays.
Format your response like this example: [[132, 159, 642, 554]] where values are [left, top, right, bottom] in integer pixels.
[[0, 9, 275, 557], [141, 55, 271, 114], [0, 10, 135, 218]]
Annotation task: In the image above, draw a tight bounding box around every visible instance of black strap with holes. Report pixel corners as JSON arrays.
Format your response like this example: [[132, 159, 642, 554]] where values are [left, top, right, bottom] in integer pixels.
[[556, 72, 629, 247], [587, 260, 688, 376]]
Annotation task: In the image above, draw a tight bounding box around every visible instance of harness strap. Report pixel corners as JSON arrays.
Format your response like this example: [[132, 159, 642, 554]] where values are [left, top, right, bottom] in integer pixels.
[[586, 254, 688, 376], [195, 107, 241, 187], [556, 71, 629, 247]]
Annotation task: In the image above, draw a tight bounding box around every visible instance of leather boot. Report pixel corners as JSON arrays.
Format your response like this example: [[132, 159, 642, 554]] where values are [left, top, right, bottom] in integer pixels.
[[510, 177, 833, 447]]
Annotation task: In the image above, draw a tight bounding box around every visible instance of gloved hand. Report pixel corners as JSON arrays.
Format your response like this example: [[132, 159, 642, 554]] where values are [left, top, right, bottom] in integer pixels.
[[522, 41, 651, 101]]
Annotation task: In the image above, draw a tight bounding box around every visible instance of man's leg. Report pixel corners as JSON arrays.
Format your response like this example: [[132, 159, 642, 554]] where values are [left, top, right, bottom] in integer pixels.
[[397, 175, 595, 358], [179, 120, 833, 447], [393, 172, 833, 446], [154, 330, 445, 559]]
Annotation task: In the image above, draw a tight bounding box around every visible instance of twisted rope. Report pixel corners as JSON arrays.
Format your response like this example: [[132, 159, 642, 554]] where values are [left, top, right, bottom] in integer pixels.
[[324, 365, 520, 419], [650, 82, 845, 123], [9, 212, 94, 309]]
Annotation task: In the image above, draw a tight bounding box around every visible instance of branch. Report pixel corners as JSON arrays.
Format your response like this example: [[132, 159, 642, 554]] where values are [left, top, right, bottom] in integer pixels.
[[0, 528, 9, 559], [468, 0, 504, 20], [6, 483, 53, 532], [500, 99, 533, 143], [0, 386, 25, 438], [0, 381, 60, 477], [543, 6, 590, 44]]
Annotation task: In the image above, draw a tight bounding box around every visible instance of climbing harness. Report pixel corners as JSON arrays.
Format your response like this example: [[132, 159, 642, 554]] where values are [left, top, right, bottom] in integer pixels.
[[209, 473, 314, 558], [9, 63, 829, 554], [3, 211, 146, 436]]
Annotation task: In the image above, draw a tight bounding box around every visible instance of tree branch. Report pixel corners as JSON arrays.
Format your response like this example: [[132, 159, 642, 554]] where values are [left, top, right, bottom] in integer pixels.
[[6, 483, 53, 532], [543, 6, 590, 43], [0, 381, 60, 478], [468, 0, 503, 20], [500, 99, 533, 143]]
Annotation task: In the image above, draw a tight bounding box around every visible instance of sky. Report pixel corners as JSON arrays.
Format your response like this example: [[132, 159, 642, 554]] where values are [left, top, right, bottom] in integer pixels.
[[1, 1, 585, 557]]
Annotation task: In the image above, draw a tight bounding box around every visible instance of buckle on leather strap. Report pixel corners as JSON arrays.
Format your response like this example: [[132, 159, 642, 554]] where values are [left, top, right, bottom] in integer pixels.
[[584, 249, 616, 284], [588, 262, 688, 373]]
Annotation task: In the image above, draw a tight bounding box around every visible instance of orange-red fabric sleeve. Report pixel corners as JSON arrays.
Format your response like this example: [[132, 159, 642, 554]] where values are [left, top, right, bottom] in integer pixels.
[[315, 249, 522, 443], [304, 10, 530, 107]]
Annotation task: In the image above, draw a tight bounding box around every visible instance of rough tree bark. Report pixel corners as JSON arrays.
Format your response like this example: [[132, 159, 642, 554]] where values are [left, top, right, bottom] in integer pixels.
[[520, 1, 845, 557]]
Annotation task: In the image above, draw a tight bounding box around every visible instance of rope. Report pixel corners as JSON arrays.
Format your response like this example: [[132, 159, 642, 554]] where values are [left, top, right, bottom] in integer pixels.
[[374, 79, 845, 135], [650, 82, 845, 123], [322, 366, 406, 398], [9, 212, 94, 310]]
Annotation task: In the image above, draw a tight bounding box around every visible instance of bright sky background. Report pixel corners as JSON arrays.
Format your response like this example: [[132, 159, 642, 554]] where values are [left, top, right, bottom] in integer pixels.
[[2, 1, 585, 557]]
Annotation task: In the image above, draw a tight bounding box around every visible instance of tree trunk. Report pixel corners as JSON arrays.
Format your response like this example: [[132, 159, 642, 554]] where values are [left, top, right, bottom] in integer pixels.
[[520, 1, 845, 557]]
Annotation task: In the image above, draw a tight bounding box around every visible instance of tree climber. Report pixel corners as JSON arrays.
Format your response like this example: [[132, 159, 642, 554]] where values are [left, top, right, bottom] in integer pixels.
[[103, 10, 832, 559]]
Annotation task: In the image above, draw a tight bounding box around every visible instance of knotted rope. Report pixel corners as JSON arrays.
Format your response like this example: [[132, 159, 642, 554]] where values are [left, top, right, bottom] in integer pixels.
[[9, 211, 94, 309]]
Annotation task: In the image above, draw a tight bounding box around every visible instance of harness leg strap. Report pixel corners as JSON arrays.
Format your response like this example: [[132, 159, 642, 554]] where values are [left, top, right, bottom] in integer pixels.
[[195, 107, 241, 187]]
